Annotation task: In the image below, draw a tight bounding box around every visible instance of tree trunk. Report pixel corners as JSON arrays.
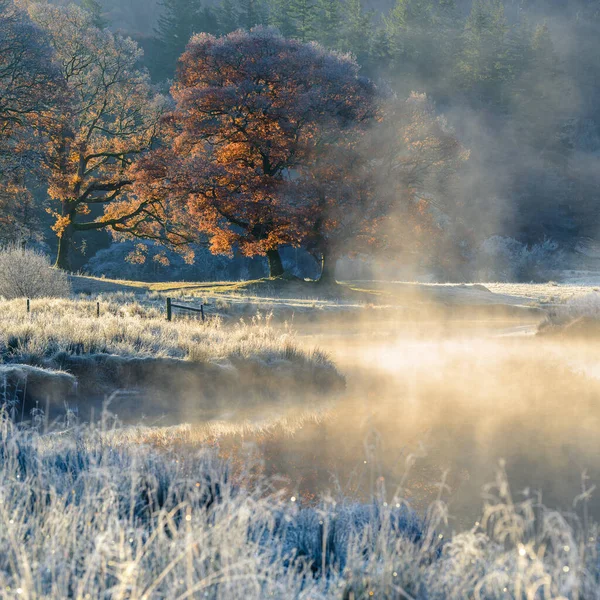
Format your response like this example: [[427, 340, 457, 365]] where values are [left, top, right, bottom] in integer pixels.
[[319, 249, 338, 284], [266, 249, 284, 278], [54, 221, 74, 271]]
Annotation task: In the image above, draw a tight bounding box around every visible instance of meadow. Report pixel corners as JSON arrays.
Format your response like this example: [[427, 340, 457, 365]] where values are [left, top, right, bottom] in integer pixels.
[[3, 275, 600, 598], [0, 296, 342, 423]]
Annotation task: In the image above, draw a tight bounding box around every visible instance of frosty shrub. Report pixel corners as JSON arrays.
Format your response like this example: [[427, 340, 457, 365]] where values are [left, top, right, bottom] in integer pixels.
[[86, 241, 320, 282], [476, 236, 563, 282], [542, 292, 600, 331], [87, 241, 242, 282], [0, 246, 71, 299]]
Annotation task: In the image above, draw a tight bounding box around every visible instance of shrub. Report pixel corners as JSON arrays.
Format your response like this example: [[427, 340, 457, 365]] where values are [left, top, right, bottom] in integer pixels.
[[87, 241, 264, 282], [540, 292, 600, 333], [0, 246, 71, 299], [476, 236, 564, 282]]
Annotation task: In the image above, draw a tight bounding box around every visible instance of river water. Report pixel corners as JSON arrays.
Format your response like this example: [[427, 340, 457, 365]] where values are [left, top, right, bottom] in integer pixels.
[[269, 316, 600, 530]]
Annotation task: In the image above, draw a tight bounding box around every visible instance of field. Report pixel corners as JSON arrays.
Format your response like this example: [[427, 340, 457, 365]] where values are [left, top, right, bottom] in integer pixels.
[[3, 277, 600, 598]]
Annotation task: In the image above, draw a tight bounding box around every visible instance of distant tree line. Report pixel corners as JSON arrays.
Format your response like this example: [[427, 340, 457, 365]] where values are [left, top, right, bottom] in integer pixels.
[[146, 0, 600, 264], [147, 0, 570, 112]]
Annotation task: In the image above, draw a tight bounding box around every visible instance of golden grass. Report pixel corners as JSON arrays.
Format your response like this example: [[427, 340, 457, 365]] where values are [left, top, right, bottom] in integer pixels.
[[0, 297, 306, 363]]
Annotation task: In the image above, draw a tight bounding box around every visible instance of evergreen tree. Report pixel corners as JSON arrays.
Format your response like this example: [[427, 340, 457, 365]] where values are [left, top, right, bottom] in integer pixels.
[[341, 0, 373, 65], [514, 23, 571, 153], [383, 0, 407, 59], [217, 0, 239, 34], [288, 0, 318, 42], [504, 14, 531, 87], [239, 0, 268, 30], [268, 0, 296, 38], [315, 0, 343, 48], [369, 21, 393, 72], [81, 0, 107, 28], [382, 0, 459, 88], [154, 0, 218, 79], [457, 0, 510, 106]]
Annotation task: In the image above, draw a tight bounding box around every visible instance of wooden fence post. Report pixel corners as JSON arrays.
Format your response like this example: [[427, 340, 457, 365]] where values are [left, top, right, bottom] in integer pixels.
[[26, 298, 30, 314], [200, 304, 205, 322], [96, 302, 100, 318], [166, 297, 172, 322]]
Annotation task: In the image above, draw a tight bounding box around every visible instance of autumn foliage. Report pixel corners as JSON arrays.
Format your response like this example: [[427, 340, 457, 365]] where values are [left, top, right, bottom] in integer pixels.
[[25, 3, 167, 270], [134, 28, 375, 277], [132, 28, 469, 280], [0, 4, 467, 278], [0, 0, 64, 243]]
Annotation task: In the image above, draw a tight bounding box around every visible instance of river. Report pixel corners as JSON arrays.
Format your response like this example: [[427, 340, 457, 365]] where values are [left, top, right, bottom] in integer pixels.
[[268, 314, 600, 530]]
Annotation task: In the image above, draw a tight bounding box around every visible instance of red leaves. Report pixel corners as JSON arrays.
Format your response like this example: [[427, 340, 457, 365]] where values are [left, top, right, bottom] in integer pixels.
[[136, 27, 375, 260]]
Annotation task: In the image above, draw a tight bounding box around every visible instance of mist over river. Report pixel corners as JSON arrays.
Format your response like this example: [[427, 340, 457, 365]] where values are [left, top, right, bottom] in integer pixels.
[[264, 315, 600, 530]]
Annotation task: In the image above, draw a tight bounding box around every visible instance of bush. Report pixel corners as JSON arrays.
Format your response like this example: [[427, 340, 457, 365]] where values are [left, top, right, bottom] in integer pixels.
[[475, 236, 564, 282], [0, 246, 71, 299], [541, 292, 600, 334]]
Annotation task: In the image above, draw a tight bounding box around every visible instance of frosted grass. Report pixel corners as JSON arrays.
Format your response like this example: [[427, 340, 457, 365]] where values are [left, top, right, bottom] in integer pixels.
[[1, 412, 599, 599]]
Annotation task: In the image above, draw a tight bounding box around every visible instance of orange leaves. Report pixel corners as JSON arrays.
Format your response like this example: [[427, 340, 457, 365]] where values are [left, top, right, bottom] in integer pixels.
[[134, 28, 376, 262], [0, 1, 66, 242], [52, 214, 72, 237], [126, 243, 148, 264], [23, 2, 167, 264]]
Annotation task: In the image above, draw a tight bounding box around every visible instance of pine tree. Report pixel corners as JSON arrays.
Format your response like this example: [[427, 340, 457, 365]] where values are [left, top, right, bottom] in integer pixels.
[[340, 0, 373, 64], [382, 0, 459, 81], [239, 0, 268, 30], [288, 0, 318, 42], [217, 0, 239, 34], [504, 14, 531, 87], [315, 0, 343, 48], [268, 0, 296, 38], [81, 0, 107, 28], [383, 0, 407, 60], [369, 21, 392, 69], [155, 0, 218, 78], [514, 23, 571, 152], [457, 0, 509, 105]]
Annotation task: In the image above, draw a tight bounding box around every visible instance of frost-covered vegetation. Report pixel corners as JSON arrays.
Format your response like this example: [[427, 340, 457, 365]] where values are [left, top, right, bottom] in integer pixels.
[[546, 293, 600, 324], [474, 236, 565, 283], [1, 412, 600, 598], [0, 297, 342, 422], [0, 247, 70, 300], [87, 241, 261, 282], [3, 0, 600, 283], [539, 291, 600, 336], [0, 297, 307, 363], [86, 241, 322, 283]]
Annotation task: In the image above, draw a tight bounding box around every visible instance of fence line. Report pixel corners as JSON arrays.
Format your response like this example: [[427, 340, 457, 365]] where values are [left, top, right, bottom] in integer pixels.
[[166, 297, 207, 322], [20, 297, 208, 322]]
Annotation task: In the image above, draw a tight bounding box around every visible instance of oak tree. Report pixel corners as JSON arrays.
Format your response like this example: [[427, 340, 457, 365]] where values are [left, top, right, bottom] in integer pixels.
[[305, 92, 468, 282], [0, 0, 64, 243], [28, 3, 167, 270], [135, 28, 374, 277]]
